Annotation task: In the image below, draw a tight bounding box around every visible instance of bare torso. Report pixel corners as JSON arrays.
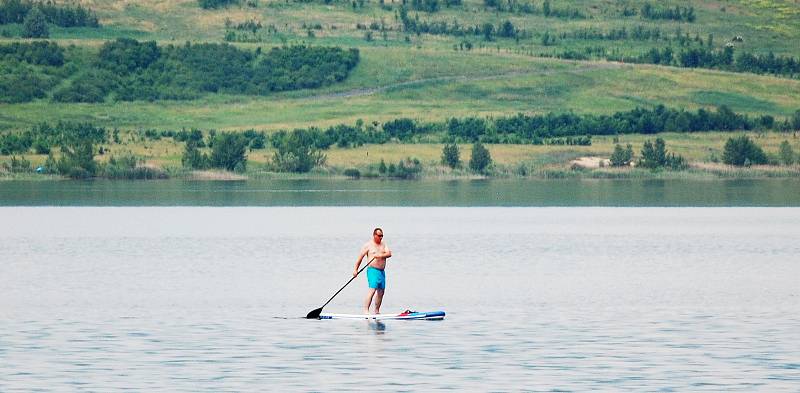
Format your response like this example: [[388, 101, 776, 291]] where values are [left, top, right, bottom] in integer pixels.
[[361, 241, 390, 270]]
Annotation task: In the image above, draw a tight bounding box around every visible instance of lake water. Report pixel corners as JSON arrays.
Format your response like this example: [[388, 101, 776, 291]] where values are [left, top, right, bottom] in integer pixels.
[[1, 207, 798, 391], [1, 178, 800, 206]]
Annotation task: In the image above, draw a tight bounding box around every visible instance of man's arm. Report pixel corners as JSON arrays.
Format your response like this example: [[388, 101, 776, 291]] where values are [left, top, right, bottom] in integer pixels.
[[354, 247, 368, 277], [380, 244, 392, 259]]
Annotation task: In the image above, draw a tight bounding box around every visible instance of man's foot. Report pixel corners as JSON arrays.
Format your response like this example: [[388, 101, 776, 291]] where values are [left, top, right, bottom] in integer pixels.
[[363, 309, 370, 315]]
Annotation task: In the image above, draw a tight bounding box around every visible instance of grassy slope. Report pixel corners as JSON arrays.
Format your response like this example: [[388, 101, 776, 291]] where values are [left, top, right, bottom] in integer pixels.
[[1, 0, 800, 177]]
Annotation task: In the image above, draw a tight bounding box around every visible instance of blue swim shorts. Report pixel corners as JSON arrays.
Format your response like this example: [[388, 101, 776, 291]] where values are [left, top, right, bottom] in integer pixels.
[[367, 266, 386, 289]]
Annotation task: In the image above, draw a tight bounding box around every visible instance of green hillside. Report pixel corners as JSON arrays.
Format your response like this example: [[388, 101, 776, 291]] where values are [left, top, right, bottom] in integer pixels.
[[1, 0, 799, 179]]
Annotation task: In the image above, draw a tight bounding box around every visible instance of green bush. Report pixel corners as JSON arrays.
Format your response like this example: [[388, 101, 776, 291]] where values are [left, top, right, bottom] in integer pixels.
[[392, 157, 422, 179], [639, 138, 686, 169], [210, 132, 248, 171], [181, 141, 209, 169], [21, 6, 48, 38], [52, 69, 117, 103], [199, 0, 238, 9], [343, 168, 361, 178], [0, 65, 49, 103], [469, 141, 492, 173], [779, 140, 795, 165], [0, 41, 64, 66], [441, 142, 461, 168], [56, 141, 97, 179], [610, 143, 634, 166], [271, 130, 326, 173], [722, 135, 768, 166], [101, 154, 164, 179]]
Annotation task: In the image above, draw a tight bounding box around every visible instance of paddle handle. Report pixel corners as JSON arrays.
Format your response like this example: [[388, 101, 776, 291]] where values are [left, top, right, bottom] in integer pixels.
[[319, 256, 376, 309]]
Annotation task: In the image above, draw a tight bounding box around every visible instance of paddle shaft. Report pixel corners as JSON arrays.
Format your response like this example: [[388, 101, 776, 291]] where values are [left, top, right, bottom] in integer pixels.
[[318, 256, 376, 310]]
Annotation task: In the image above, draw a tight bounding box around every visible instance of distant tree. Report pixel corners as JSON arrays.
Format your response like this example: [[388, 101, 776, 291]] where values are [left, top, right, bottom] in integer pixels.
[[469, 141, 491, 173], [378, 158, 387, 174], [441, 142, 461, 168], [722, 135, 767, 166], [22, 6, 48, 39], [393, 157, 423, 179], [793, 110, 800, 130], [610, 143, 633, 166], [778, 140, 795, 166], [499, 20, 515, 38], [210, 133, 248, 171], [271, 130, 326, 173], [482, 23, 494, 41], [383, 118, 417, 140], [639, 138, 686, 169], [447, 117, 486, 141], [182, 141, 209, 169], [56, 140, 97, 179], [541, 31, 555, 46], [542, 0, 551, 16], [198, 0, 238, 9], [639, 138, 667, 169]]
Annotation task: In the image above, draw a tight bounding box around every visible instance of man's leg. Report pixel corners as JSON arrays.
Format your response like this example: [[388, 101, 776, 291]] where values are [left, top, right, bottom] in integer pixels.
[[374, 289, 384, 314], [363, 288, 376, 314]]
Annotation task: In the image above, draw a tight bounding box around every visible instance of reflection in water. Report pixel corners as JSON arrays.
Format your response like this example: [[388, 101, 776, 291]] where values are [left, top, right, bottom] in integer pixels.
[[1, 179, 800, 206], [368, 320, 387, 334]]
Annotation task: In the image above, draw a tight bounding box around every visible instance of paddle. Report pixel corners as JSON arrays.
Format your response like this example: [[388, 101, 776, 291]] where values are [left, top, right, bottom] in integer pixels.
[[306, 256, 376, 319]]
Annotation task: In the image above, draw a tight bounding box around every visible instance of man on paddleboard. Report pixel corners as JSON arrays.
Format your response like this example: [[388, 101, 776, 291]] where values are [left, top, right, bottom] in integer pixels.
[[354, 228, 392, 314]]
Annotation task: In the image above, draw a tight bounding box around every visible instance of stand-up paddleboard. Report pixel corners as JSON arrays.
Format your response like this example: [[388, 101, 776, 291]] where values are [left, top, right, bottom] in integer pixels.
[[319, 310, 445, 320]]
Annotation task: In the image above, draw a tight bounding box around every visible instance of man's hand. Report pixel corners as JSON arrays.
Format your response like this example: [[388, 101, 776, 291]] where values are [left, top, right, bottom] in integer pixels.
[[353, 270, 359, 277]]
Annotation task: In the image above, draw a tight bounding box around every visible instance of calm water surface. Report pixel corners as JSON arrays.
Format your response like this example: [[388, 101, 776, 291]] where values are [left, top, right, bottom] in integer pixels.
[[2, 178, 800, 206], [1, 207, 798, 391]]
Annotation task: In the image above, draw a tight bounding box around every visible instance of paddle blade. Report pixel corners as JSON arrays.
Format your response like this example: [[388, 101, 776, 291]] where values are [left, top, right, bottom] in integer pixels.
[[306, 307, 323, 319]]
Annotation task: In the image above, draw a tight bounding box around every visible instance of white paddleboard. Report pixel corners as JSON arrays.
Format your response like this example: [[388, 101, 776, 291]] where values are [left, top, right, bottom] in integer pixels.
[[319, 310, 445, 320]]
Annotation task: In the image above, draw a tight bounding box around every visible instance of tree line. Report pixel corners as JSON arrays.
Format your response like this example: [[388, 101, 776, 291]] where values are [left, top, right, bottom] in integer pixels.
[[5, 108, 798, 176], [5, 106, 798, 158], [610, 134, 797, 168], [542, 44, 800, 79], [639, 3, 695, 22], [0, 40, 63, 65], [0, 0, 99, 27], [198, 0, 238, 9], [625, 45, 800, 77], [0, 39, 360, 103], [482, 0, 585, 19], [400, 7, 524, 40], [559, 26, 666, 42]]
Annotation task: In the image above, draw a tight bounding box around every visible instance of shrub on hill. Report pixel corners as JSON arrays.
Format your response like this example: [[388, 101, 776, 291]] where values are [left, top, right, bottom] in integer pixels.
[[21, 5, 47, 38], [778, 141, 795, 166], [52, 69, 117, 103], [469, 141, 492, 173], [2, 40, 361, 103], [610, 144, 634, 167], [182, 141, 210, 169], [0, 41, 64, 66], [271, 129, 327, 173], [0, 0, 98, 27], [441, 142, 461, 169], [199, 0, 238, 9], [722, 135, 767, 166], [0, 67, 49, 103], [639, 138, 686, 170], [640, 3, 695, 22], [210, 132, 249, 171]]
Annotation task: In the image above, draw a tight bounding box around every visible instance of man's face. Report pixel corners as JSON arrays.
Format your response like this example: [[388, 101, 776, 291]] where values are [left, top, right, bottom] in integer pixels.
[[373, 231, 383, 243]]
